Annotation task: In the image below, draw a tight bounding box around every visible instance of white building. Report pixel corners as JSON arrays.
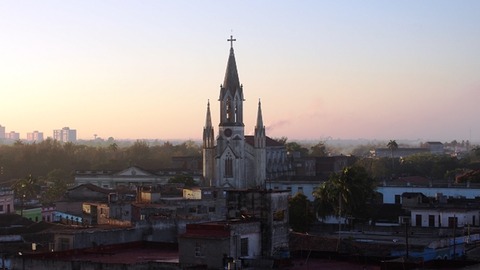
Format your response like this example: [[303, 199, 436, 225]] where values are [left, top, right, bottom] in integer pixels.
[[0, 189, 14, 214], [53, 127, 77, 142], [410, 208, 478, 228], [0, 125, 5, 139]]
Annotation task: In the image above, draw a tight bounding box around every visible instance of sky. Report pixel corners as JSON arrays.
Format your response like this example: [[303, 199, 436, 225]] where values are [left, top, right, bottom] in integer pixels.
[[1, 1, 479, 143]]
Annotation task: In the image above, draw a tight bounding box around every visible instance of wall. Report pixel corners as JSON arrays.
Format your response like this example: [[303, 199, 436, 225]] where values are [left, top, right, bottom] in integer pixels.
[[54, 227, 145, 251], [10, 257, 179, 270], [179, 237, 229, 269], [410, 209, 478, 228]]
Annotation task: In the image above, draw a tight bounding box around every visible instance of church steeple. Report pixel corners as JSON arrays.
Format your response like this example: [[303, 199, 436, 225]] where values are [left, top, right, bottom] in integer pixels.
[[219, 35, 244, 126], [254, 99, 266, 148], [203, 100, 214, 148]]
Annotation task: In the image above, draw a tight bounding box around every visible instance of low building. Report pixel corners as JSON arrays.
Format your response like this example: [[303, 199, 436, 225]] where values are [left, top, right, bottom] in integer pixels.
[[74, 166, 202, 189], [178, 220, 262, 269], [0, 189, 14, 214], [410, 207, 479, 228]]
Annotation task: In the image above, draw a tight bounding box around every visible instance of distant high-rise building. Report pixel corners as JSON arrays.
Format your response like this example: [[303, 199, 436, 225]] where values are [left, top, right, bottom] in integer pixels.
[[0, 125, 5, 139], [53, 127, 77, 143], [27, 131, 44, 142], [5, 131, 20, 140]]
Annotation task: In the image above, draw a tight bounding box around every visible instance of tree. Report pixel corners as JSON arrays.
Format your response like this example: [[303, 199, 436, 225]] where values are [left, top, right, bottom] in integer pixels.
[[387, 140, 398, 172], [285, 141, 309, 157], [313, 166, 376, 221], [169, 175, 197, 187], [41, 169, 69, 204], [288, 193, 315, 233], [273, 136, 288, 145], [12, 174, 39, 215], [310, 141, 328, 157]]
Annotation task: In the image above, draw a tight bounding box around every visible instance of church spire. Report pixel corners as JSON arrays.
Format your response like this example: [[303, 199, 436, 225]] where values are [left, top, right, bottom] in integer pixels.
[[203, 100, 214, 148], [219, 35, 244, 126], [221, 36, 241, 96], [205, 100, 212, 128], [256, 99, 264, 129], [254, 99, 266, 148]]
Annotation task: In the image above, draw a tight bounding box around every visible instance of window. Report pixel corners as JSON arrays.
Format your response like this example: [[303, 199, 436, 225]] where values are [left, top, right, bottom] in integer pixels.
[[225, 154, 233, 178], [415, 214, 422, 227], [298, 187, 303, 194], [0, 205, 3, 212], [240, 238, 248, 257], [448, 217, 458, 228], [395, 195, 401, 204], [195, 242, 204, 257], [209, 207, 216, 212], [226, 98, 232, 121]]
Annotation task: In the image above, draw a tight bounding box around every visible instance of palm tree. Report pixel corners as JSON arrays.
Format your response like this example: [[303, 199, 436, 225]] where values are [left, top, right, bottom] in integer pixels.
[[387, 140, 398, 172]]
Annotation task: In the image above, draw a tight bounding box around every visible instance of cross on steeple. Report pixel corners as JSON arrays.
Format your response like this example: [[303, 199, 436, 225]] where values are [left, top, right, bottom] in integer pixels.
[[227, 35, 236, 48]]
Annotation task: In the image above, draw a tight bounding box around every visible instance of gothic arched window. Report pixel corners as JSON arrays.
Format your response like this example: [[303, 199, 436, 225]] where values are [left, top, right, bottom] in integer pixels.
[[226, 98, 232, 122], [225, 153, 233, 178]]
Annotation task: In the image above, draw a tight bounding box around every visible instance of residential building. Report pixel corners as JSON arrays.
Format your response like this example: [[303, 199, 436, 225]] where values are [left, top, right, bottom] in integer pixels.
[[53, 127, 77, 142], [179, 220, 262, 269], [179, 189, 290, 269], [0, 189, 14, 214], [0, 125, 5, 139], [5, 131, 20, 140], [27, 130, 44, 142], [410, 208, 478, 228]]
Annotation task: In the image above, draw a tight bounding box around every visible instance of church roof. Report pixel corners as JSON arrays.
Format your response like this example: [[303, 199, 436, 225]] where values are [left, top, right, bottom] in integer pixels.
[[245, 136, 284, 147], [223, 48, 240, 91]]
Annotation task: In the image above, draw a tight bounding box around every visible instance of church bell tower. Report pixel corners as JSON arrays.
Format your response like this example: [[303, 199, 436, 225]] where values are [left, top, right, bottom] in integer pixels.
[[215, 35, 246, 188]]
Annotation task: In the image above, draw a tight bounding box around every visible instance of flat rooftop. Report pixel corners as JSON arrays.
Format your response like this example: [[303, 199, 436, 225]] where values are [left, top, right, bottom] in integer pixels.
[[27, 241, 179, 265]]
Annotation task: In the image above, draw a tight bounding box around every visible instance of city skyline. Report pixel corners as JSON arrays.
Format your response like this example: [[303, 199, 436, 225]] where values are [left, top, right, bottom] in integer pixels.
[[1, 1, 479, 142]]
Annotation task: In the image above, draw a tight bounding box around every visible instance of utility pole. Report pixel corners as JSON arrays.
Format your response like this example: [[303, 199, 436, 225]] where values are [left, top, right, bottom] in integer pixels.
[[404, 217, 410, 259]]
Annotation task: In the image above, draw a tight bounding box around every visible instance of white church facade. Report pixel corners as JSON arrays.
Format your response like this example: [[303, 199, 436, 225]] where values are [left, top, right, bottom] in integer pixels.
[[202, 36, 291, 189]]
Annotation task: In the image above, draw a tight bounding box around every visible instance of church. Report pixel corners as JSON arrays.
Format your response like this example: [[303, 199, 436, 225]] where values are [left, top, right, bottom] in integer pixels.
[[202, 36, 291, 189]]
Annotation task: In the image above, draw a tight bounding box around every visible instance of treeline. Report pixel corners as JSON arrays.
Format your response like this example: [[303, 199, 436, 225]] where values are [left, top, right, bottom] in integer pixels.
[[354, 154, 473, 181], [0, 139, 201, 185]]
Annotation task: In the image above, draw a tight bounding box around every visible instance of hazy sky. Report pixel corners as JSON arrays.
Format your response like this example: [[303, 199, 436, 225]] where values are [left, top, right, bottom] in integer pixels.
[[1, 1, 479, 142]]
